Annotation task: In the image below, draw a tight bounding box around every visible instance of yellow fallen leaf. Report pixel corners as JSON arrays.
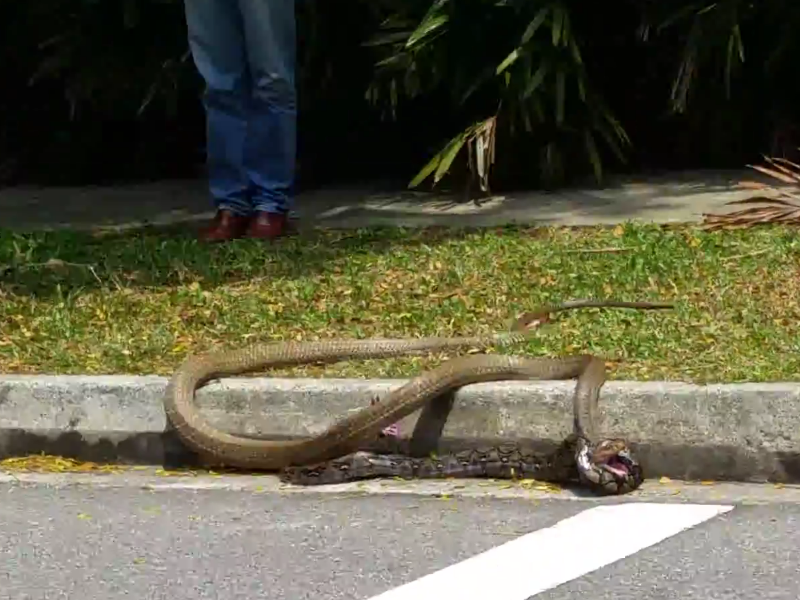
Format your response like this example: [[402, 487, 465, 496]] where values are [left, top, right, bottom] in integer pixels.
[[700, 480, 715, 486], [133, 558, 146, 565], [0, 454, 122, 474], [612, 225, 624, 237], [518, 478, 538, 486], [77, 513, 91, 520], [659, 476, 672, 484], [774, 483, 785, 489], [535, 483, 560, 492], [155, 468, 185, 477], [517, 479, 561, 493]]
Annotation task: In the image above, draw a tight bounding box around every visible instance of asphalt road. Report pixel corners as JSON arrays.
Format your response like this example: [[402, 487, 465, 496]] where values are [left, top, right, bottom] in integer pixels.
[[1, 477, 798, 600]]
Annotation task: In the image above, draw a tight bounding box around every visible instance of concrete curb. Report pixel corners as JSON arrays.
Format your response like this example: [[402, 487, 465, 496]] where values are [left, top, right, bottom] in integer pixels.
[[2, 375, 800, 483]]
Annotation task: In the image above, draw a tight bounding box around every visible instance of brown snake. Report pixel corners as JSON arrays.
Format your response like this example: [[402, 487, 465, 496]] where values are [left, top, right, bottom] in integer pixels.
[[278, 353, 639, 495], [164, 300, 671, 494]]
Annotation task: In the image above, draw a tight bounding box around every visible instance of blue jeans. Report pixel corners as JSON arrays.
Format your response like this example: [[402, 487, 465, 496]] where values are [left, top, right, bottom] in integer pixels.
[[184, 0, 296, 216]]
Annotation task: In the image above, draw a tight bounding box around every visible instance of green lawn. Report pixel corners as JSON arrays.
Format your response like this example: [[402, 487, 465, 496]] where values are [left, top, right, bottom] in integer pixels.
[[1, 222, 798, 383]]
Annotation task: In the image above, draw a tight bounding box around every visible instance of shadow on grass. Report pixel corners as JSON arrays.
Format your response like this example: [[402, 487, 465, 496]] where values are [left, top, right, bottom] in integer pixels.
[[0, 221, 567, 299]]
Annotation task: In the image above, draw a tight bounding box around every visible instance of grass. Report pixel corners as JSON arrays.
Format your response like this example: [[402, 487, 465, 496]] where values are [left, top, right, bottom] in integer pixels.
[[1, 222, 798, 383]]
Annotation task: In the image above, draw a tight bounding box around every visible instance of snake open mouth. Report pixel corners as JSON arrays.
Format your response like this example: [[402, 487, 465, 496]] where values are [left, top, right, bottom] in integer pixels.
[[577, 440, 643, 495], [601, 453, 634, 478]]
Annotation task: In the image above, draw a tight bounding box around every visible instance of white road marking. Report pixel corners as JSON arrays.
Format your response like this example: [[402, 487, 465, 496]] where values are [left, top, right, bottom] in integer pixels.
[[367, 502, 734, 600]]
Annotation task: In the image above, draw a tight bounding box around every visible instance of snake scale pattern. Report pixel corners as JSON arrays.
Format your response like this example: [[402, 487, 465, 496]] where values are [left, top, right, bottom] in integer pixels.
[[280, 437, 638, 490], [164, 300, 671, 495]]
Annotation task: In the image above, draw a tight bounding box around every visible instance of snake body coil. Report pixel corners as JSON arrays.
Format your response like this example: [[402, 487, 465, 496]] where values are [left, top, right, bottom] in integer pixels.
[[164, 300, 671, 494]]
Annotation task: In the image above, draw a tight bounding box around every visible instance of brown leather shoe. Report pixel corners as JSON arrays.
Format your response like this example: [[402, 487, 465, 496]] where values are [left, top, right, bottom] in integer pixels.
[[199, 209, 250, 242], [245, 211, 292, 240]]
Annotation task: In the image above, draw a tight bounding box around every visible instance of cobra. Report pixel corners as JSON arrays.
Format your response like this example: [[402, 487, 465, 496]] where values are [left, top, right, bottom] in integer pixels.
[[163, 300, 670, 494]]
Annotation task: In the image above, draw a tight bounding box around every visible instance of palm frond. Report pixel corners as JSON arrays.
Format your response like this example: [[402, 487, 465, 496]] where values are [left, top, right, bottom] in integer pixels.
[[701, 156, 800, 229]]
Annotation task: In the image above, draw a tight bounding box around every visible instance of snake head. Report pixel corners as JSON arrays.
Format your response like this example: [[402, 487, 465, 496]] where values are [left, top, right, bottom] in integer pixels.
[[576, 438, 643, 495]]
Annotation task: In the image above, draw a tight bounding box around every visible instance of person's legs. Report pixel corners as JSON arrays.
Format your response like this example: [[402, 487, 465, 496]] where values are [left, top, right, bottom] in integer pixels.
[[184, 0, 252, 238], [238, 0, 297, 237]]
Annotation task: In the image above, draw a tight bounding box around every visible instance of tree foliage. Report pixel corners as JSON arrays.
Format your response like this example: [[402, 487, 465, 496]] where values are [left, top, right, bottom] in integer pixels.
[[2, 0, 800, 190]]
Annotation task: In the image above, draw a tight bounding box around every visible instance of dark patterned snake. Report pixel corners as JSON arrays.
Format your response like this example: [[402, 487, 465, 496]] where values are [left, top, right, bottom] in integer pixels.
[[164, 300, 671, 495]]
